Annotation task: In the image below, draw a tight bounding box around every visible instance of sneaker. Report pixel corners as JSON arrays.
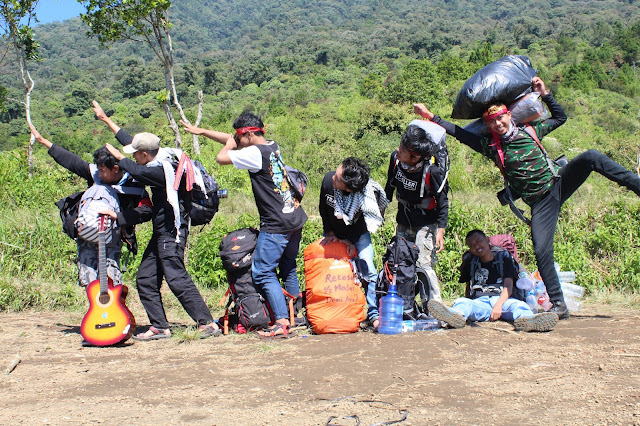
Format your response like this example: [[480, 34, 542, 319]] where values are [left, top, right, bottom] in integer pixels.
[[548, 301, 570, 320], [427, 300, 466, 329], [514, 312, 559, 332]]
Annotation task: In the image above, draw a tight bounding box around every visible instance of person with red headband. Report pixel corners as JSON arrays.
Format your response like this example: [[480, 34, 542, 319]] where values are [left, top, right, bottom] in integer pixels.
[[384, 121, 449, 310], [181, 112, 307, 339], [414, 77, 640, 320]]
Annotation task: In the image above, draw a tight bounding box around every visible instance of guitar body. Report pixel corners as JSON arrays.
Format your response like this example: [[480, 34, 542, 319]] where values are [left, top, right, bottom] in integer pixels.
[[80, 276, 136, 346]]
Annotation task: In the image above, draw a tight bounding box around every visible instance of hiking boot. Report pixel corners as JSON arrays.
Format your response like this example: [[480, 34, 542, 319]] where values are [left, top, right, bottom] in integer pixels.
[[427, 300, 466, 329], [548, 300, 570, 320], [514, 312, 559, 332]]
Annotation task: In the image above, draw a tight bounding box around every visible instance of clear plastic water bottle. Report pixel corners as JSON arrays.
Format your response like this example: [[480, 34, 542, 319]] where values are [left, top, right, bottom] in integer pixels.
[[402, 318, 440, 332], [537, 292, 553, 311], [526, 290, 538, 313], [557, 271, 576, 283], [378, 283, 403, 334], [516, 271, 534, 291], [561, 282, 584, 298], [564, 296, 582, 312]]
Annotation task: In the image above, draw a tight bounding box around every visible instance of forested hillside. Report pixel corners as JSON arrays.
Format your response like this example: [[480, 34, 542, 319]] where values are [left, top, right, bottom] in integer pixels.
[[1, 0, 639, 307]]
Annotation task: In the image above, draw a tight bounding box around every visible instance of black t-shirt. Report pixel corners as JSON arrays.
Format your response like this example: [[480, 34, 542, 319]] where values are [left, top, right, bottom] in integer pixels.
[[459, 250, 518, 298], [319, 171, 367, 242], [384, 151, 449, 229], [249, 143, 307, 233]]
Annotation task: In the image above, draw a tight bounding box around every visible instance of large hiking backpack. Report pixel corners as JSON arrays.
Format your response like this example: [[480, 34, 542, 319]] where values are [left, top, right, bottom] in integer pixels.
[[173, 153, 220, 226], [376, 236, 432, 320], [218, 228, 270, 333], [303, 239, 365, 334], [75, 184, 120, 244], [407, 119, 450, 192]]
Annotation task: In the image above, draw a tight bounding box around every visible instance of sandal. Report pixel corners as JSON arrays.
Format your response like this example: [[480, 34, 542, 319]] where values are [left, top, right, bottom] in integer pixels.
[[199, 323, 222, 339], [256, 323, 296, 340], [133, 326, 171, 341]]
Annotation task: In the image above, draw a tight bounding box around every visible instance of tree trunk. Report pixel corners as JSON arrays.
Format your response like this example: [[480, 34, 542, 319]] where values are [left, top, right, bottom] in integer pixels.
[[192, 90, 204, 155], [19, 56, 35, 178]]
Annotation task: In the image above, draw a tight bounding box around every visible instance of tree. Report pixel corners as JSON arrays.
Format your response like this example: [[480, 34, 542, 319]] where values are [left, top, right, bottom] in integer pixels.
[[0, 0, 40, 177], [79, 0, 204, 153]]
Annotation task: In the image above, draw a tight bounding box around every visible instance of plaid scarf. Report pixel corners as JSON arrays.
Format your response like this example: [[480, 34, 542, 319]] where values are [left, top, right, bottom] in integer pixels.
[[334, 179, 388, 233]]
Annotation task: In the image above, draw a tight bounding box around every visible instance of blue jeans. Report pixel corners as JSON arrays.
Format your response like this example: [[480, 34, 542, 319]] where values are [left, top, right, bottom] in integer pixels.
[[451, 296, 533, 322], [352, 232, 379, 321], [252, 229, 302, 321]]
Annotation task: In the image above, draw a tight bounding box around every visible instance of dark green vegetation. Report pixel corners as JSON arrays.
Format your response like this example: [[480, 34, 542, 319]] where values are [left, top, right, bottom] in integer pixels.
[[1, 0, 639, 310]]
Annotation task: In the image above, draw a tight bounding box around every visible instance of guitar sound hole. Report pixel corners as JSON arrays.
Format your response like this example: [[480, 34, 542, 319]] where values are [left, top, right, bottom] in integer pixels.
[[99, 293, 110, 305]]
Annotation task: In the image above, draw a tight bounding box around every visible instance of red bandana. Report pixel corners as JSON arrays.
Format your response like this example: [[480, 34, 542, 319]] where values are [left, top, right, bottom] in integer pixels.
[[235, 126, 265, 135], [482, 105, 509, 123]]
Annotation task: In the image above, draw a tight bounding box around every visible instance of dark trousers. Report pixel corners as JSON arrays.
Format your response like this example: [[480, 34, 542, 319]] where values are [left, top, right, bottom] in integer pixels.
[[530, 150, 640, 303], [136, 227, 213, 329]]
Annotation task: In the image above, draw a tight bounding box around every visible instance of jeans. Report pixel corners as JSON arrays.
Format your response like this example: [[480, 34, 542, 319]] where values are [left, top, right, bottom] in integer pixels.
[[252, 229, 302, 321], [396, 223, 442, 302], [530, 150, 640, 303], [137, 228, 214, 329], [451, 296, 533, 322], [351, 232, 379, 321], [76, 239, 122, 287]]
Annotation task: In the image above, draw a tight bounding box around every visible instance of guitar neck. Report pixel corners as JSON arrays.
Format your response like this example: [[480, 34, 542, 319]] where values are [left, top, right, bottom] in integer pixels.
[[98, 216, 108, 294]]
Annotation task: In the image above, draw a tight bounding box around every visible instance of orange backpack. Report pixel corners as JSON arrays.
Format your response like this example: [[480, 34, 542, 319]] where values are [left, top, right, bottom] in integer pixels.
[[303, 239, 366, 334]]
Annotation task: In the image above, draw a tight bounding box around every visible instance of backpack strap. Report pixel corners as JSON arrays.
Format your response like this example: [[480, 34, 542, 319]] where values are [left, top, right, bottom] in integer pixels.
[[521, 124, 559, 178]]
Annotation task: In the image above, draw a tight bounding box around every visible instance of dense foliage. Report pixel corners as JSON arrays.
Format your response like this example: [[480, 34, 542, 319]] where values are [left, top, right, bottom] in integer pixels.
[[0, 0, 639, 311]]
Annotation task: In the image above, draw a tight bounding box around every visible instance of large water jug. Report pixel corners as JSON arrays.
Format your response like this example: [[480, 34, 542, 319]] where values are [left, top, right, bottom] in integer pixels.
[[378, 283, 403, 334]]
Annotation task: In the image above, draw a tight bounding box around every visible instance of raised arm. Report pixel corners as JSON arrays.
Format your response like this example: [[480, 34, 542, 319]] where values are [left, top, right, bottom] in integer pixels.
[[413, 103, 484, 153], [180, 120, 233, 144], [30, 121, 93, 182], [93, 101, 121, 135]]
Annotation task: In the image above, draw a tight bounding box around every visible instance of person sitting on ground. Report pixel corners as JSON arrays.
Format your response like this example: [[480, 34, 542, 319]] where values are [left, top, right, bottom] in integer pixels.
[[319, 157, 388, 329], [181, 113, 307, 339], [385, 123, 449, 304], [415, 77, 640, 320], [28, 121, 151, 288], [428, 229, 558, 332], [95, 101, 221, 341]]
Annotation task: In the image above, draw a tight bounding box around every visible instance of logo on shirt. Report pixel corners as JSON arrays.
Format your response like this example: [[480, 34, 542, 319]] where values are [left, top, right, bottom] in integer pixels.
[[325, 194, 336, 208], [395, 169, 417, 191]]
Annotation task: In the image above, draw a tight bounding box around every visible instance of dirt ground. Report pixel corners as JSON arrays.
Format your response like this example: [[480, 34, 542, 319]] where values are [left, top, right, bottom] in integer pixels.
[[1, 301, 640, 425]]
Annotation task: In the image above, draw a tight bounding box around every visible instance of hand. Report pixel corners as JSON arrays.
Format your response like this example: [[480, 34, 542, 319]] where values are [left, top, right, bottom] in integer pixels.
[[413, 103, 434, 120], [319, 234, 337, 246], [105, 143, 125, 161], [28, 121, 52, 148], [490, 304, 502, 322], [92, 100, 108, 121], [98, 210, 118, 220], [435, 228, 445, 253], [180, 120, 202, 135], [342, 239, 357, 258], [531, 77, 548, 96], [224, 134, 238, 150]]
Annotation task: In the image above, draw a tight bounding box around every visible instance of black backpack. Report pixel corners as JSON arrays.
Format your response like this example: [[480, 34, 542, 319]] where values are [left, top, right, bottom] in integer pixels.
[[54, 191, 84, 239], [376, 236, 431, 320], [218, 228, 270, 333], [188, 160, 220, 226]]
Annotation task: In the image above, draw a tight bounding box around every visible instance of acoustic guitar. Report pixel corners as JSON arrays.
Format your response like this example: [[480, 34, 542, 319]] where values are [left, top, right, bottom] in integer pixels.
[[80, 215, 135, 346]]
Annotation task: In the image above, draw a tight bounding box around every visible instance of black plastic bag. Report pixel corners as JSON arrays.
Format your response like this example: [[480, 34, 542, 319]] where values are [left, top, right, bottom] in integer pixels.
[[452, 55, 537, 119]]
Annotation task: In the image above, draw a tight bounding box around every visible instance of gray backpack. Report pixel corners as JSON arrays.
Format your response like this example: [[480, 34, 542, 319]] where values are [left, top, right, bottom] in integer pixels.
[[75, 184, 120, 244]]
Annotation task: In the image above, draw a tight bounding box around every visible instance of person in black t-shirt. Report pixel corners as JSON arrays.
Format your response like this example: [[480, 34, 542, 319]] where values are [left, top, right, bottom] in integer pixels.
[[385, 122, 449, 303], [428, 230, 558, 332], [319, 157, 387, 328], [182, 113, 307, 339]]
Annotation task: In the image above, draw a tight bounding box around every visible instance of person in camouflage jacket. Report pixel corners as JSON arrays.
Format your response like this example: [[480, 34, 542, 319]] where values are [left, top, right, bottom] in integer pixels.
[[414, 77, 640, 319]]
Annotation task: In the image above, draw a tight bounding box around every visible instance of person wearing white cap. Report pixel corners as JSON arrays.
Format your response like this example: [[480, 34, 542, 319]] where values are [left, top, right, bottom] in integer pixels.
[[95, 101, 220, 341]]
